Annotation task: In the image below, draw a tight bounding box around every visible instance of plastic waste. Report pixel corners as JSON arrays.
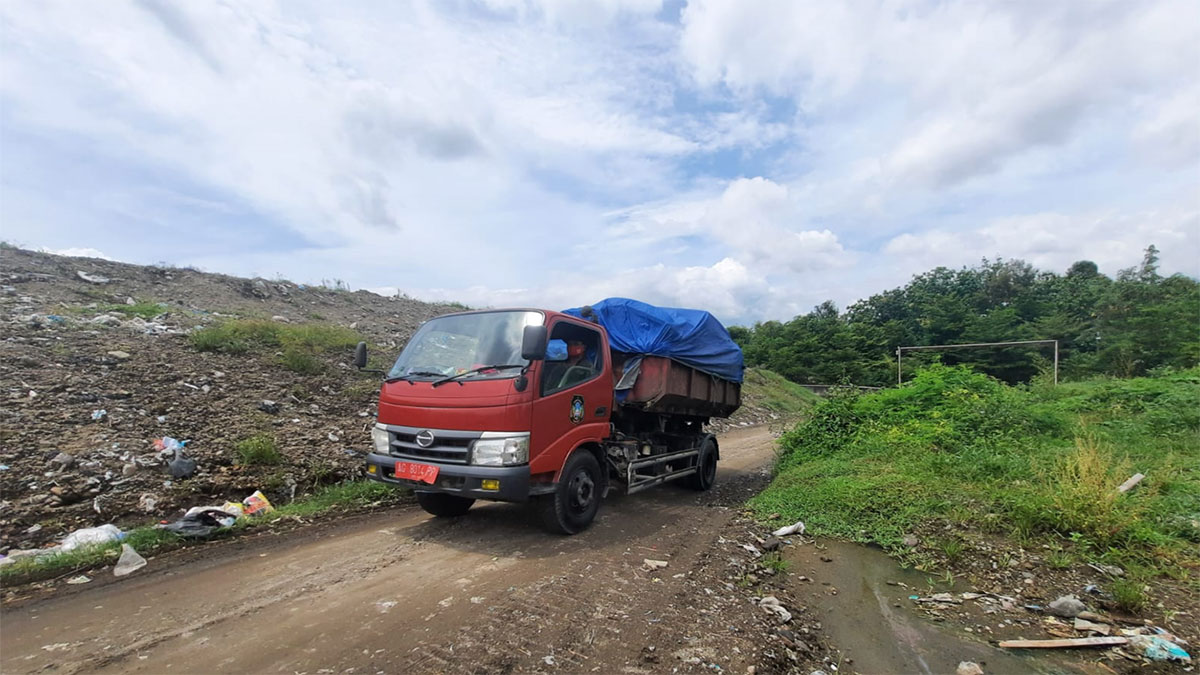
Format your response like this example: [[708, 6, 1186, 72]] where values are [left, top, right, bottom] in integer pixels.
[[243, 490, 274, 515], [66, 575, 91, 584], [153, 436, 188, 457], [91, 409, 107, 421], [113, 543, 147, 576], [167, 448, 197, 479], [221, 501, 246, 518], [61, 524, 124, 552], [1129, 635, 1191, 663], [163, 509, 237, 537], [772, 520, 805, 537]]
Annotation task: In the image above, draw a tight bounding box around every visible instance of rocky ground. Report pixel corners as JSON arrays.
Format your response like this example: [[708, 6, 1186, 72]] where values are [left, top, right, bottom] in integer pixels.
[[0, 246, 784, 556]]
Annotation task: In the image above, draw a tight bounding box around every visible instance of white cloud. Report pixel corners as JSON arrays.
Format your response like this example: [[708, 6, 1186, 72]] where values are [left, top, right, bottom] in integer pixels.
[[39, 247, 117, 261]]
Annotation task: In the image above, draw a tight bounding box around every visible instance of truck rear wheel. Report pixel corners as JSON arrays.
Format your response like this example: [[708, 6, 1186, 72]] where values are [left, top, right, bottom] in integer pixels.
[[539, 450, 602, 535], [687, 436, 717, 491], [416, 492, 475, 517]]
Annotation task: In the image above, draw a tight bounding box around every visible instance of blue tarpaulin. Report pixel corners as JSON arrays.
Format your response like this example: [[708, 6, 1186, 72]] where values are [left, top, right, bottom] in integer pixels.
[[563, 298, 744, 382]]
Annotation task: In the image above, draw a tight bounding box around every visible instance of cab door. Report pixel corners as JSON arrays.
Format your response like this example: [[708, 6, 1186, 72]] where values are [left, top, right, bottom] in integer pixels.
[[528, 318, 612, 478]]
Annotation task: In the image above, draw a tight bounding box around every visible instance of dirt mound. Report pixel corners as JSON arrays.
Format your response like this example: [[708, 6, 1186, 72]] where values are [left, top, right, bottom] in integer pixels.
[[0, 246, 463, 552]]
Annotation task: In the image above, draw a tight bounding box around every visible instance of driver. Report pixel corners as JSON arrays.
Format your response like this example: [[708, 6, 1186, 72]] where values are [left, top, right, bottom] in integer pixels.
[[565, 340, 591, 370]]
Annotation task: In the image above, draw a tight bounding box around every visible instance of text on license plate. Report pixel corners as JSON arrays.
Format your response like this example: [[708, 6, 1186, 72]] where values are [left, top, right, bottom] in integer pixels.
[[394, 461, 439, 484]]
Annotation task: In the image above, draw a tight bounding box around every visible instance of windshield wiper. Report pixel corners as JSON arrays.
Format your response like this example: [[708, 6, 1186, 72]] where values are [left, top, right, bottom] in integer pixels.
[[386, 370, 445, 384], [432, 364, 524, 387]]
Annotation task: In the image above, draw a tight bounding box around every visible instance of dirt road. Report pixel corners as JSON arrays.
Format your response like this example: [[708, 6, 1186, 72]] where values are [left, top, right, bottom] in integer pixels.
[[2, 426, 794, 675]]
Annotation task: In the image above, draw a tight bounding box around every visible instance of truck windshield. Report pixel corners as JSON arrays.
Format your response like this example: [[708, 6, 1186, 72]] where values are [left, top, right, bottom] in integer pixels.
[[387, 310, 544, 382]]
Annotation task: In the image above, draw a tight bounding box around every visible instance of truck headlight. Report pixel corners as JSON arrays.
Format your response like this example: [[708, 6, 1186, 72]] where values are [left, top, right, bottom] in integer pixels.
[[371, 424, 390, 455], [472, 434, 529, 466]]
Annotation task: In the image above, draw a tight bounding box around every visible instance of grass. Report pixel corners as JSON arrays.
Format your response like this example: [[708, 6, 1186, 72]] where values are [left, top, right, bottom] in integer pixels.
[[743, 368, 821, 415], [760, 551, 790, 573], [68, 300, 167, 320], [234, 434, 283, 465], [752, 364, 1200, 577], [190, 319, 362, 374], [0, 481, 403, 586]]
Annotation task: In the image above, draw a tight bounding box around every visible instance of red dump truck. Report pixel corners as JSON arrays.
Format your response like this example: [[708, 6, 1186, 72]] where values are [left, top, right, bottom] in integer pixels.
[[357, 299, 743, 534]]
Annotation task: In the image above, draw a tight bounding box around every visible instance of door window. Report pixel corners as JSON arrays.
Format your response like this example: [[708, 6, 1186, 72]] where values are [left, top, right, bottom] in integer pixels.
[[541, 322, 603, 396]]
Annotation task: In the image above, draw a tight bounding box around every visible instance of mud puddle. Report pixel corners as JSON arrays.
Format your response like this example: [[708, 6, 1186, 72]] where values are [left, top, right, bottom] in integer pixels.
[[786, 539, 1058, 674]]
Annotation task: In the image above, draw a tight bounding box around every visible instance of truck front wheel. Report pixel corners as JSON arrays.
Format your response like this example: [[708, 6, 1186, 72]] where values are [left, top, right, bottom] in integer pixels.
[[416, 492, 475, 517], [687, 436, 717, 491], [539, 451, 602, 535]]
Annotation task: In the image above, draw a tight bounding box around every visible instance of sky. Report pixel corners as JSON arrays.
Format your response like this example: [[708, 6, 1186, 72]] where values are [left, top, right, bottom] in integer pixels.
[[1, 0, 1197, 325]]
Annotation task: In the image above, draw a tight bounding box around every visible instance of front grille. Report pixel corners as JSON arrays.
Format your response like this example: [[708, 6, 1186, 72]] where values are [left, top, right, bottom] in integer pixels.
[[386, 425, 481, 465]]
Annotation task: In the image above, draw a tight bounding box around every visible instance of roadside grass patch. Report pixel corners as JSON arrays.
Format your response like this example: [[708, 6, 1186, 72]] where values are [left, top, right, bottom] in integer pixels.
[[0, 481, 404, 586], [189, 319, 361, 374], [235, 434, 283, 465], [752, 365, 1200, 576]]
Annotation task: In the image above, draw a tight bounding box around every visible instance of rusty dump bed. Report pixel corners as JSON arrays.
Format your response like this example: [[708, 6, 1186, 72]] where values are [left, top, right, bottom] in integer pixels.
[[621, 356, 741, 419]]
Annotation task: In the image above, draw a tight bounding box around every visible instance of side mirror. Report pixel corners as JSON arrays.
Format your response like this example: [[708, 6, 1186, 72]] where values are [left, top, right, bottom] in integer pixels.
[[353, 341, 368, 369], [521, 325, 548, 361]]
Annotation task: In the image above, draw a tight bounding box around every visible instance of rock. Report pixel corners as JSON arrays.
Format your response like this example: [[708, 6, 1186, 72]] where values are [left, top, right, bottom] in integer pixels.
[[956, 662, 984, 675], [258, 400, 281, 414], [106, 350, 131, 360], [819, 556, 833, 563], [76, 271, 110, 284], [761, 537, 782, 552], [1047, 595, 1087, 618], [271, 315, 290, 323], [50, 452, 75, 468], [903, 535, 920, 547]]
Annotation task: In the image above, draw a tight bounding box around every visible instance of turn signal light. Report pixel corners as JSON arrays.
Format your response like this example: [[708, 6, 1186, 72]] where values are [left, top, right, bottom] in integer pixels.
[[367, 464, 378, 475]]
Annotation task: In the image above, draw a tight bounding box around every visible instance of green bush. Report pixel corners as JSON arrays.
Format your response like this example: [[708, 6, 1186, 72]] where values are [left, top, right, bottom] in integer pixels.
[[754, 365, 1200, 573], [235, 434, 283, 465]]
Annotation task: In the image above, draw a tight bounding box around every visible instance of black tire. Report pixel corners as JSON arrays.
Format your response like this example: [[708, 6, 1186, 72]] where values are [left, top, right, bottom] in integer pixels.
[[687, 436, 718, 491], [416, 492, 475, 517], [539, 451, 602, 534]]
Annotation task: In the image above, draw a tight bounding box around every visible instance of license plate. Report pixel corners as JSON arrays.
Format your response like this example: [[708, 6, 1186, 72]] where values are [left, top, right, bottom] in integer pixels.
[[395, 461, 439, 484]]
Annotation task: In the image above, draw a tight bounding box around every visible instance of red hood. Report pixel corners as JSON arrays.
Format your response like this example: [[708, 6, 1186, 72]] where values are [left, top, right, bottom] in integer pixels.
[[377, 377, 532, 432]]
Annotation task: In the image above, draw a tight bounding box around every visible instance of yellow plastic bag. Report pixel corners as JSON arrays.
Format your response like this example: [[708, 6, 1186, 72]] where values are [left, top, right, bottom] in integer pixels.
[[242, 490, 274, 516]]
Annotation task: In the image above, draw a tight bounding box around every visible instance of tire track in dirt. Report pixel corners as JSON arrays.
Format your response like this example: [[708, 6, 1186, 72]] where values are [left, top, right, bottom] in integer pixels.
[[1, 426, 779, 675]]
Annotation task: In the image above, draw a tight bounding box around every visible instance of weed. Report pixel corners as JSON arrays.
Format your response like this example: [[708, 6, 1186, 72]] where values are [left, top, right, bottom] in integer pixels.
[[1045, 546, 1074, 570], [306, 311, 326, 320], [67, 300, 167, 320], [1109, 578, 1147, 612], [235, 434, 283, 465], [760, 552, 790, 573], [1047, 433, 1140, 545], [936, 538, 966, 564], [280, 347, 322, 374]]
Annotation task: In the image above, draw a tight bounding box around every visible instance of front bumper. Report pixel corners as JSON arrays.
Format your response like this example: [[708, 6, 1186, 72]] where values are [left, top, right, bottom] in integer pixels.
[[365, 452, 531, 502]]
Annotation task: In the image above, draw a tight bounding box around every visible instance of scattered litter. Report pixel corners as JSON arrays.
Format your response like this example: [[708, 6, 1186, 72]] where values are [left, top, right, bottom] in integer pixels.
[[1087, 563, 1124, 577], [1023, 604, 1043, 612], [138, 493, 158, 512], [221, 501, 246, 518], [243, 490, 274, 515], [913, 593, 961, 605], [91, 409, 107, 421], [258, 400, 281, 414], [643, 559, 669, 570], [470, 596, 484, 604], [153, 437, 188, 457], [542, 655, 556, 666], [25, 523, 43, 534], [375, 600, 397, 613], [166, 447, 197, 479], [909, 595, 920, 600], [1117, 473, 1145, 493], [61, 524, 124, 552], [113, 543, 147, 576], [1128, 635, 1191, 663], [0, 465, 8, 471], [1074, 618, 1112, 635], [76, 271, 110, 284], [327, 432, 339, 442], [741, 544, 762, 557], [955, 662, 984, 675], [106, 350, 131, 360], [757, 596, 792, 623], [66, 575, 91, 585], [960, 592, 982, 600], [1047, 595, 1086, 618], [998, 637, 1127, 649], [772, 521, 805, 537]]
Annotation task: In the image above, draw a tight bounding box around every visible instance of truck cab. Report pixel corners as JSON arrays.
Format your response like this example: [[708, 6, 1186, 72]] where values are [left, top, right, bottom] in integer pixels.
[[361, 303, 739, 534]]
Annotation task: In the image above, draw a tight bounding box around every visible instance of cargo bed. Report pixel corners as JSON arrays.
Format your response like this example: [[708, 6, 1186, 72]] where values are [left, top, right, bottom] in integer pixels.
[[620, 356, 741, 418]]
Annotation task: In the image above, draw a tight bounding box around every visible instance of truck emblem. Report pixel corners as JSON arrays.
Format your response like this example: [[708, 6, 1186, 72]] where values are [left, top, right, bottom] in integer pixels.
[[570, 396, 585, 424], [415, 430, 435, 447]]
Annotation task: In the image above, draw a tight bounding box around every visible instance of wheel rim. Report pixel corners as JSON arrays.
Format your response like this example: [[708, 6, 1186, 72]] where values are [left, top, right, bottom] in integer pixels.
[[568, 469, 595, 513]]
